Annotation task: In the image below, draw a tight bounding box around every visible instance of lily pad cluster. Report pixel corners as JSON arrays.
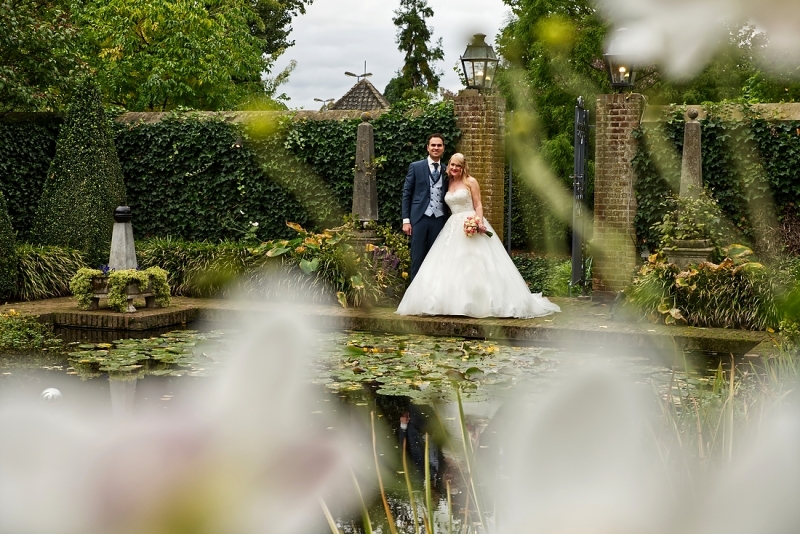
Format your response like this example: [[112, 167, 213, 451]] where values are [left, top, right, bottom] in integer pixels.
[[314, 332, 556, 405], [67, 330, 229, 380]]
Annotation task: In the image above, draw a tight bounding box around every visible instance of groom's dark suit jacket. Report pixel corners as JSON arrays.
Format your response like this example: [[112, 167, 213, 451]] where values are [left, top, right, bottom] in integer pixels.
[[401, 159, 450, 227]]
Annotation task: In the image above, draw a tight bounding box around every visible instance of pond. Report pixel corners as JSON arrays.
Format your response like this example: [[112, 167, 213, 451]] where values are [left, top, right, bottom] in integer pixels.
[[0, 321, 732, 534]]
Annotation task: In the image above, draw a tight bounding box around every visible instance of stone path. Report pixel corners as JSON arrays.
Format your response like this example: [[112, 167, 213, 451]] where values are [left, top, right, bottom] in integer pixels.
[[0, 296, 776, 356]]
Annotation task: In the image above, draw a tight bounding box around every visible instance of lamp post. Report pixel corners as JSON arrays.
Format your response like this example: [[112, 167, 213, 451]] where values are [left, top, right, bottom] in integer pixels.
[[345, 62, 373, 83], [603, 28, 637, 92], [314, 98, 334, 111], [460, 33, 499, 91]]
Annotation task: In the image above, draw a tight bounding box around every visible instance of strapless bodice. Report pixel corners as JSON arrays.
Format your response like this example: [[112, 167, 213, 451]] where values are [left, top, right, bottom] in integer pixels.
[[445, 188, 474, 214]]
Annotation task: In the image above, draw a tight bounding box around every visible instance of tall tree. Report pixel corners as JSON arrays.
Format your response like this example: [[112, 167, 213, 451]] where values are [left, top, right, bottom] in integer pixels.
[[385, 0, 443, 103], [0, 0, 85, 113], [249, 0, 312, 61]]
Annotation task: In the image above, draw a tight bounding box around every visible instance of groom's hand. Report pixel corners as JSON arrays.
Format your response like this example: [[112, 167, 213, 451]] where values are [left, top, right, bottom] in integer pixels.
[[403, 223, 412, 236]]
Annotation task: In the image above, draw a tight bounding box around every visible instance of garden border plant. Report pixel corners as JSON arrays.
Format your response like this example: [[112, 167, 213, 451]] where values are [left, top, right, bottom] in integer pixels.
[[70, 266, 171, 312]]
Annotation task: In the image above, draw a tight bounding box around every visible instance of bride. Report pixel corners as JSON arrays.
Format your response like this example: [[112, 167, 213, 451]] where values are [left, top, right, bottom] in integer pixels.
[[397, 153, 561, 318]]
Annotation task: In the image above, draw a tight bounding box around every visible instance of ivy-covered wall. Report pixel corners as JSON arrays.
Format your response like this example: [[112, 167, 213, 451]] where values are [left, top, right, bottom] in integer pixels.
[[0, 115, 61, 240], [0, 103, 460, 242], [633, 104, 800, 254]]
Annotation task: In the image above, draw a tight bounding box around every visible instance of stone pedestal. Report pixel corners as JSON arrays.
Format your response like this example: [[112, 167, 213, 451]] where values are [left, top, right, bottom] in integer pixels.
[[352, 112, 378, 222], [679, 109, 702, 197], [109, 206, 137, 270], [592, 93, 646, 294], [89, 277, 158, 312], [453, 90, 505, 241], [664, 239, 714, 270]]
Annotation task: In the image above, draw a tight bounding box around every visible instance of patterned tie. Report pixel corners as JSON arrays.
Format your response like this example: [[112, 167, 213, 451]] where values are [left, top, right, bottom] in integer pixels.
[[431, 162, 440, 184]]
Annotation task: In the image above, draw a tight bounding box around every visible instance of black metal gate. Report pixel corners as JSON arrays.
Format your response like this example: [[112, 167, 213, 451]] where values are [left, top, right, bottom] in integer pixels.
[[570, 97, 589, 296]]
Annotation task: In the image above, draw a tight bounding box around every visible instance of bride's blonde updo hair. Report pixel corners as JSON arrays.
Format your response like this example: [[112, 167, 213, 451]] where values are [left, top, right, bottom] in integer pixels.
[[448, 153, 469, 181]]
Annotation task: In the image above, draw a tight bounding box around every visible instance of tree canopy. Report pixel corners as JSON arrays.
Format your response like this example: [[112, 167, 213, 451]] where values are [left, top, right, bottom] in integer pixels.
[[0, 0, 311, 112], [0, 0, 85, 113]]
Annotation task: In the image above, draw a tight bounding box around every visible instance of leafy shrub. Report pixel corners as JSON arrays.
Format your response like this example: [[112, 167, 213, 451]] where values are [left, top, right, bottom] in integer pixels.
[[626, 245, 783, 330], [511, 255, 573, 296], [136, 220, 412, 306], [652, 188, 738, 250], [0, 310, 61, 353], [136, 237, 253, 297], [15, 244, 87, 301], [31, 77, 127, 267], [545, 260, 573, 297], [0, 191, 17, 300]]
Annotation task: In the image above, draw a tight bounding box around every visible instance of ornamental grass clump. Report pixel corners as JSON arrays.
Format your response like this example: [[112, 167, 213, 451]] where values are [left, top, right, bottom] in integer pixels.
[[15, 244, 87, 301], [626, 245, 782, 330]]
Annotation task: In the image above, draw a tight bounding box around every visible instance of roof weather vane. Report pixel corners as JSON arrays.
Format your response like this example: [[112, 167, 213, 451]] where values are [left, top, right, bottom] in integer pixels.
[[345, 61, 373, 82]]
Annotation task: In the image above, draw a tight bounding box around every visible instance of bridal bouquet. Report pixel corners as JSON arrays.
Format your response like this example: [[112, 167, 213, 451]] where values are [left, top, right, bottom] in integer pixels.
[[464, 215, 493, 237]]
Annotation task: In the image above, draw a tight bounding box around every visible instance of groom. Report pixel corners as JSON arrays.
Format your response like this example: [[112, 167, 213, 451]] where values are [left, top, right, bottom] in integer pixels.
[[402, 133, 449, 280]]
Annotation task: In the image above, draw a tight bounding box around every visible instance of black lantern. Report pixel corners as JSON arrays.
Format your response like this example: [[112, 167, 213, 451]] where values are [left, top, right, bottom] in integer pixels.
[[604, 28, 637, 91], [460, 33, 499, 91]]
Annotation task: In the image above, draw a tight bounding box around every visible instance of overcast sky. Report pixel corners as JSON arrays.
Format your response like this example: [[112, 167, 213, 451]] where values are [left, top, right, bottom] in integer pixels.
[[272, 0, 512, 110]]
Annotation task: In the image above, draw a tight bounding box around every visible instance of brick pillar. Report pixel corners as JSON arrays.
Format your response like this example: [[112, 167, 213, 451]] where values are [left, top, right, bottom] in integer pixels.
[[592, 93, 645, 295], [453, 90, 506, 241]]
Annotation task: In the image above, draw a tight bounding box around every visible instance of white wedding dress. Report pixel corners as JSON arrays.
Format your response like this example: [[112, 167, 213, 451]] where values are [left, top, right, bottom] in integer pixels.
[[397, 188, 561, 318]]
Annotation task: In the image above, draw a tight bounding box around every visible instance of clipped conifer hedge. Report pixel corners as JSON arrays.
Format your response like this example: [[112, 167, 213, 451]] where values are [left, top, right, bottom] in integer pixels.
[[30, 77, 127, 267], [0, 191, 17, 299]]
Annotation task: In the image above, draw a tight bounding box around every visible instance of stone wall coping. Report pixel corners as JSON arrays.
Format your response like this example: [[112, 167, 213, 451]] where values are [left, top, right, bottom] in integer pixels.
[[116, 109, 387, 124], [642, 102, 800, 123]]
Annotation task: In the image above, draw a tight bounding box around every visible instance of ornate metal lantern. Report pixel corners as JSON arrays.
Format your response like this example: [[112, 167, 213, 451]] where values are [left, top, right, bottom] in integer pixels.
[[460, 34, 499, 91]]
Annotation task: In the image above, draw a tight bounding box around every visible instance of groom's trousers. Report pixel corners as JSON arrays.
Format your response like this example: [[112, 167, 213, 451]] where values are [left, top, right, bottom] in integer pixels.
[[410, 214, 446, 281]]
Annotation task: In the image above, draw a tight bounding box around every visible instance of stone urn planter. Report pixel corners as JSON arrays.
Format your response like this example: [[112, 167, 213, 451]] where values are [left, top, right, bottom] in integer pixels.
[[664, 239, 714, 270], [89, 276, 158, 312]]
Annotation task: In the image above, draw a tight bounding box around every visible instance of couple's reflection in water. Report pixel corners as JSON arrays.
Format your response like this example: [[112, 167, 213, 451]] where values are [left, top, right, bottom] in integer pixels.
[[331, 381, 503, 533]]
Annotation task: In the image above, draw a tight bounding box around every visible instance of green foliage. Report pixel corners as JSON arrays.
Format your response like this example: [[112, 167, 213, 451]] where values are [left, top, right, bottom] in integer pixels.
[[247, 0, 312, 62], [511, 254, 571, 296], [653, 188, 738, 249], [391, 0, 444, 93], [31, 78, 127, 267], [633, 104, 800, 254], [70, 266, 171, 312], [0, 0, 85, 112], [137, 219, 412, 306], [0, 191, 17, 300], [626, 246, 783, 330], [105, 269, 150, 312], [0, 310, 61, 353], [0, 116, 61, 239], [136, 238, 252, 297], [546, 260, 573, 297], [68, 330, 228, 380], [77, 0, 269, 111], [15, 244, 87, 301], [146, 266, 171, 307], [69, 267, 103, 309], [5, 103, 458, 241], [250, 220, 404, 307]]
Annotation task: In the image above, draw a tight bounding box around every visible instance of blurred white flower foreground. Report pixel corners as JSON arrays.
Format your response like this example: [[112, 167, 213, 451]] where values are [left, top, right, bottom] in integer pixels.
[[597, 0, 800, 77], [2, 292, 800, 533], [0, 302, 368, 534]]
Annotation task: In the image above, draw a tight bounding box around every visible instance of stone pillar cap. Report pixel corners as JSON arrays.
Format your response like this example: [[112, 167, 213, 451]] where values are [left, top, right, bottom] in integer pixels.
[[113, 206, 132, 223]]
